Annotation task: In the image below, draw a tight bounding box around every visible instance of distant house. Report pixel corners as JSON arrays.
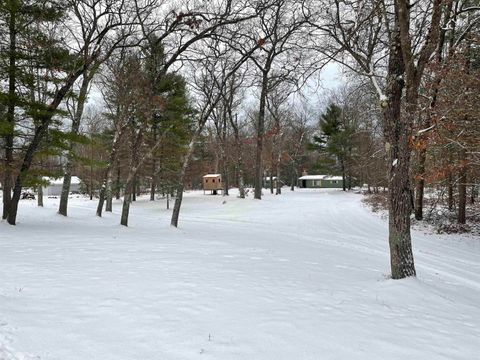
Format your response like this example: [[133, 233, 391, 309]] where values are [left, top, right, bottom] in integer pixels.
[[298, 174, 344, 189], [42, 177, 82, 196], [203, 174, 222, 194]]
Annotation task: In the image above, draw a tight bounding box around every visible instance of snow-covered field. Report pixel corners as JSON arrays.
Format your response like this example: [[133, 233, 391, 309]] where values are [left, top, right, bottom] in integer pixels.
[[1, 189, 479, 360]]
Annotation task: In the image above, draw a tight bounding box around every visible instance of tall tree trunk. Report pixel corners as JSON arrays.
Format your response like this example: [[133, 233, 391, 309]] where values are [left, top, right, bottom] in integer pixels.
[[383, 26, 416, 279], [340, 158, 346, 191], [59, 75, 90, 216], [254, 72, 268, 200], [458, 148, 467, 224], [171, 137, 197, 227], [3, 8, 16, 220]]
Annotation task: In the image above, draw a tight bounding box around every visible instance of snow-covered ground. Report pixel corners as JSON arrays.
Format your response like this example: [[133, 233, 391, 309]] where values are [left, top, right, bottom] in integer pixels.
[[0, 189, 479, 360]]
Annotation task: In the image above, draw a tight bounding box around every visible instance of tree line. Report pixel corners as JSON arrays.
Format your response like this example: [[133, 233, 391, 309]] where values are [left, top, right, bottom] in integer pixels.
[[1, 0, 479, 280]]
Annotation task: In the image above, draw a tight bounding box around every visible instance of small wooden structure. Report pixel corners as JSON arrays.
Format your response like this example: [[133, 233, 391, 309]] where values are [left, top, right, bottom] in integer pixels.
[[203, 174, 222, 194]]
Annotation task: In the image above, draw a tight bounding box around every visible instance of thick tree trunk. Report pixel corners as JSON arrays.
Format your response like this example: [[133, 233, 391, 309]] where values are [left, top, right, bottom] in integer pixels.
[[96, 184, 106, 217], [7, 120, 50, 225], [37, 186, 43, 207], [59, 75, 90, 216], [238, 168, 245, 198], [150, 180, 155, 201], [106, 169, 114, 212], [2, 175, 12, 220], [341, 158, 346, 191], [290, 166, 296, 191], [458, 149, 467, 224], [235, 143, 245, 198], [120, 179, 133, 226], [382, 26, 416, 279]]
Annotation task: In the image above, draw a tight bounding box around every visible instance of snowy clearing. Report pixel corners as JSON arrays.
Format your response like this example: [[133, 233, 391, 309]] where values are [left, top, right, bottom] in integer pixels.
[[1, 189, 479, 360]]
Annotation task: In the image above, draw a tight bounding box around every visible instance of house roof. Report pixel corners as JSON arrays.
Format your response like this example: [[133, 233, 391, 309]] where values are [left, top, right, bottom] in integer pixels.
[[203, 174, 221, 178], [298, 175, 327, 180], [44, 176, 82, 185], [298, 175, 343, 181], [323, 176, 343, 181]]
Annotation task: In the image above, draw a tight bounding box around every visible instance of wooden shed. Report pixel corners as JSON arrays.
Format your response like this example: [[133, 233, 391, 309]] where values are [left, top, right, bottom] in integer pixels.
[[203, 174, 222, 194]]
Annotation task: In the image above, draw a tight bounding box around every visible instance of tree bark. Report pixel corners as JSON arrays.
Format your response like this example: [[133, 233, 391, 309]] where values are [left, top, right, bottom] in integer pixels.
[[59, 75, 90, 216], [383, 25, 416, 279], [254, 71, 269, 200], [171, 134, 199, 227], [37, 185, 43, 207], [120, 178, 133, 226]]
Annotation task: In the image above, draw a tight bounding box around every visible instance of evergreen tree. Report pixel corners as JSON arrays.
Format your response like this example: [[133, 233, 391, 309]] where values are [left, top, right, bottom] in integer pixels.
[[0, 0, 71, 220], [312, 103, 355, 191]]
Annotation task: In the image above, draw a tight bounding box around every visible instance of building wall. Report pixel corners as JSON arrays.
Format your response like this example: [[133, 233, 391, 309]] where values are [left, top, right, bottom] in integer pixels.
[[299, 179, 343, 188], [43, 183, 81, 196], [203, 177, 222, 190]]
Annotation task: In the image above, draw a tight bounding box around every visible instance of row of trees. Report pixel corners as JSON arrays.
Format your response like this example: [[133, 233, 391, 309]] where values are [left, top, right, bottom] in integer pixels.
[[1, 0, 479, 280]]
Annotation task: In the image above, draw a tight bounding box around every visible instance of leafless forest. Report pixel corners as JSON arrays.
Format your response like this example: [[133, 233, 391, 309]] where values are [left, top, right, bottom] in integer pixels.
[[1, 0, 479, 279]]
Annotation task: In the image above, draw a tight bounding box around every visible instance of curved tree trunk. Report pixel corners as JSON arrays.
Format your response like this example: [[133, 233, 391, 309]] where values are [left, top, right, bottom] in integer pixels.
[[171, 137, 197, 227], [59, 75, 90, 216]]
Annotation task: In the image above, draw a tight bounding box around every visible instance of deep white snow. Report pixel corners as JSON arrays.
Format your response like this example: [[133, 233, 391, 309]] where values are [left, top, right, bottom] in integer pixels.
[[0, 189, 479, 360]]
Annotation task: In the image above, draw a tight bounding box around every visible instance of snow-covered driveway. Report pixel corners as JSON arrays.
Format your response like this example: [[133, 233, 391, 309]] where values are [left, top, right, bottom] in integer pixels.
[[1, 189, 479, 359]]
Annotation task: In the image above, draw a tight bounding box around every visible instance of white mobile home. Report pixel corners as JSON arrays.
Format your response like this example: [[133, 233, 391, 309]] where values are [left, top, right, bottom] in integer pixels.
[[42, 177, 82, 196]]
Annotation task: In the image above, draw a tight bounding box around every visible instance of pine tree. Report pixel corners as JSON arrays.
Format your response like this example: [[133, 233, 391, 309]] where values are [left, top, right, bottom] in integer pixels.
[[313, 103, 355, 191], [0, 0, 70, 220]]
